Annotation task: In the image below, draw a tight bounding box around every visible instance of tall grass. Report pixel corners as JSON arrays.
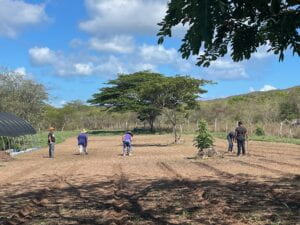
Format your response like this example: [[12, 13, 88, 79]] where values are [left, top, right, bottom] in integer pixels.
[[36, 131, 78, 148]]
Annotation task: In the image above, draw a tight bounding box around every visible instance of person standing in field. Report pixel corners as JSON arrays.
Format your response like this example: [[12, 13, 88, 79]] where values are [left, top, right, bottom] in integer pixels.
[[235, 121, 247, 156], [227, 131, 235, 152], [48, 127, 56, 158], [78, 129, 88, 155], [122, 131, 133, 156]]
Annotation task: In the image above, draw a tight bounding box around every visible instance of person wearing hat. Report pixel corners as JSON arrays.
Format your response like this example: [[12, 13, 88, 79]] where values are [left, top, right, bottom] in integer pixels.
[[78, 129, 88, 155], [122, 131, 133, 156], [48, 127, 56, 158]]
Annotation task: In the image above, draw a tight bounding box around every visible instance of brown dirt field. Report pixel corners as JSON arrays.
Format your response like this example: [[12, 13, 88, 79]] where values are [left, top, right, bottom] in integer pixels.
[[0, 135, 299, 225]]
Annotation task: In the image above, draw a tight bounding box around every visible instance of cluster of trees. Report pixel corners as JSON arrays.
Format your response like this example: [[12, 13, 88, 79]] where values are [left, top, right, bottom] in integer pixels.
[[1, 69, 299, 139], [89, 71, 209, 142], [0, 70, 48, 127]]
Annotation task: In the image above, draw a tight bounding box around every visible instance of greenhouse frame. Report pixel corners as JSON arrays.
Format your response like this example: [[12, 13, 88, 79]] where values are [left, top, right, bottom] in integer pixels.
[[0, 112, 38, 152]]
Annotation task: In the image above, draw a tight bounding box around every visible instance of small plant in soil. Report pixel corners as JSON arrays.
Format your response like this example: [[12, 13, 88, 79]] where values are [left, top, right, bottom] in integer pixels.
[[194, 120, 215, 158]]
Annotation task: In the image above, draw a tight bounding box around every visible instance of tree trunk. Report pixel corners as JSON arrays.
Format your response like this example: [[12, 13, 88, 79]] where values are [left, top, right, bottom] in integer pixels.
[[214, 118, 218, 132], [279, 122, 283, 137], [173, 124, 178, 143], [149, 119, 154, 132], [61, 123, 65, 131]]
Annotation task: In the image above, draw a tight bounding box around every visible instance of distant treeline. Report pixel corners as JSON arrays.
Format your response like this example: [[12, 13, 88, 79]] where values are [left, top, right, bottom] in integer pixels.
[[1, 70, 299, 138]]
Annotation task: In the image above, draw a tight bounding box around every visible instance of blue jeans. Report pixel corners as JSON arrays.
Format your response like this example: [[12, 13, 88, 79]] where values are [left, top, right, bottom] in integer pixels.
[[123, 141, 132, 155], [227, 138, 233, 152]]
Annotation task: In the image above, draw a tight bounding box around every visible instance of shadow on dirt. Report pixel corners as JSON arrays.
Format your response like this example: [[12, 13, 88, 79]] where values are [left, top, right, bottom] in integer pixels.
[[132, 143, 170, 147], [0, 175, 299, 225]]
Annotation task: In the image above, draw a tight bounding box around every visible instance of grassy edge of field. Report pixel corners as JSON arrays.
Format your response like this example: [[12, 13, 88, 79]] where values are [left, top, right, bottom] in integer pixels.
[[212, 132, 300, 145], [36, 131, 79, 148], [35, 130, 300, 148]]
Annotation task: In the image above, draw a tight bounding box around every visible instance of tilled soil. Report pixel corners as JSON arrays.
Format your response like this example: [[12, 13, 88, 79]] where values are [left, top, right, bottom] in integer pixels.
[[0, 135, 299, 225]]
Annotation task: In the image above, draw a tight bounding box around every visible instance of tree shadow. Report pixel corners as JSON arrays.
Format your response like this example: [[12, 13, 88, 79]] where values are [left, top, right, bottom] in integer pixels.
[[0, 175, 299, 225], [132, 143, 170, 147]]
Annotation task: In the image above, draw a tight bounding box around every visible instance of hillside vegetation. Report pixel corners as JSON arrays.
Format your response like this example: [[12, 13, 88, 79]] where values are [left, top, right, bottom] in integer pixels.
[[198, 86, 300, 137]]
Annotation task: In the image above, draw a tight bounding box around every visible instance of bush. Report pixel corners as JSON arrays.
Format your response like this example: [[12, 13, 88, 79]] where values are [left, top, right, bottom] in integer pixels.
[[255, 127, 265, 136], [194, 119, 214, 151]]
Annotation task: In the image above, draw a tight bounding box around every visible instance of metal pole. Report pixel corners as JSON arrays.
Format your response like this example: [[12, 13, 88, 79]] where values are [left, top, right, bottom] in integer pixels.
[[28, 135, 33, 149], [7, 137, 11, 150], [1, 136, 5, 150], [17, 136, 21, 151], [12, 137, 16, 150], [21, 136, 25, 150]]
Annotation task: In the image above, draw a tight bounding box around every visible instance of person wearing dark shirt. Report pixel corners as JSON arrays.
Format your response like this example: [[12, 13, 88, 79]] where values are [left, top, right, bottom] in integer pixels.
[[48, 127, 56, 158], [235, 121, 247, 156], [78, 129, 88, 155], [227, 131, 235, 152]]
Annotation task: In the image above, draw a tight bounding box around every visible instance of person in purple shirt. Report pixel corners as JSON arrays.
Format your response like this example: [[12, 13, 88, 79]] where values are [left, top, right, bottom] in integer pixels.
[[122, 131, 133, 156], [78, 129, 88, 155]]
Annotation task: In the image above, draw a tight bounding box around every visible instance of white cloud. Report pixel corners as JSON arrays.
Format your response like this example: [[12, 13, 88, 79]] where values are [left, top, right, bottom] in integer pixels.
[[79, 0, 167, 36], [260, 85, 277, 92], [14, 67, 27, 76], [249, 87, 255, 92], [0, 0, 48, 37], [74, 63, 93, 75], [29, 47, 57, 65], [253, 45, 272, 59], [29, 46, 129, 76], [59, 100, 66, 106], [28, 43, 196, 77], [93, 55, 128, 75], [133, 63, 157, 72], [140, 45, 177, 64], [204, 60, 248, 80], [89, 35, 135, 53], [138, 44, 193, 73], [51, 100, 67, 108]]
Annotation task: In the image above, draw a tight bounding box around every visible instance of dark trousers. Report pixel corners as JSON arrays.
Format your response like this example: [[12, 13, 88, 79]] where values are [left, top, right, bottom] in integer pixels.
[[49, 143, 55, 158], [227, 138, 233, 152], [237, 139, 245, 155]]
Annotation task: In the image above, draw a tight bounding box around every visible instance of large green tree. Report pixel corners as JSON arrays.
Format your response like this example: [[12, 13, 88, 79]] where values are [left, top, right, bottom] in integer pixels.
[[158, 0, 300, 67], [89, 72, 209, 137], [88, 71, 164, 131], [155, 76, 208, 142], [0, 70, 48, 127]]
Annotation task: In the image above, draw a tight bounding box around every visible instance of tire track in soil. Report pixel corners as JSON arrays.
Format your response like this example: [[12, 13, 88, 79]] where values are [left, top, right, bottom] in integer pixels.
[[229, 160, 292, 176], [156, 162, 184, 180], [258, 158, 300, 168], [1, 164, 80, 225]]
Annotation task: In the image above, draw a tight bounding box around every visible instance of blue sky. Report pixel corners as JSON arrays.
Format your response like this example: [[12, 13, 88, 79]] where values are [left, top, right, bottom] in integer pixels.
[[0, 0, 299, 107]]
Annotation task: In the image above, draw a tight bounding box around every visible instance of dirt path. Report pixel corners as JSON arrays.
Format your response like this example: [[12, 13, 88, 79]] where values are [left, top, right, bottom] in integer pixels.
[[0, 135, 299, 225]]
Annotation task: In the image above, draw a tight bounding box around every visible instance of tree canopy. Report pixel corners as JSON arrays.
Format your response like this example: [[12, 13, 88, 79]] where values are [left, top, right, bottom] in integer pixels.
[[158, 0, 300, 67], [88, 71, 165, 131], [88, 71, 209, 135], [0, 70, 48, 127]]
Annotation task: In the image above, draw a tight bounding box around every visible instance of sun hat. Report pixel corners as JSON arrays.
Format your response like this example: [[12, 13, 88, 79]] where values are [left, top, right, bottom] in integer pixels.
[[48, 127, 55, 131], [81, 129, 87, 133]]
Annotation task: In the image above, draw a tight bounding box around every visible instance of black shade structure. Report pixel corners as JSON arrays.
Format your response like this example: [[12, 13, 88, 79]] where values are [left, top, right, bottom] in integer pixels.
[[0, 112, 36, 137]]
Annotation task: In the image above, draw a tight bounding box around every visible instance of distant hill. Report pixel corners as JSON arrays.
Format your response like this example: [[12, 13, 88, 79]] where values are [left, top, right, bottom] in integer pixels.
[[202, 85, 300, 104], [197, 86, 300, 128]]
